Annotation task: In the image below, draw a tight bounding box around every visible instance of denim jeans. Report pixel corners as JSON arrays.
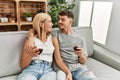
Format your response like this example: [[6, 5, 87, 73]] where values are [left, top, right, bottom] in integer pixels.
[[18, 61, 56, 80], [56, 70, 66, 80], [56, 68, 97, 80], [72, 68, 97, 80]]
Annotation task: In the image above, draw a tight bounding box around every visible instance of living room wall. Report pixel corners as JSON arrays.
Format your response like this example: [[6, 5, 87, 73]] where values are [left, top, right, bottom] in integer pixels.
[[105, 0, 120, 55]]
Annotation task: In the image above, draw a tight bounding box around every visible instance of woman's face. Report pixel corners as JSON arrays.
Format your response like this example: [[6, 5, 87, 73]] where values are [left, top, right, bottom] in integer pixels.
[[43, 16, 53, 33]]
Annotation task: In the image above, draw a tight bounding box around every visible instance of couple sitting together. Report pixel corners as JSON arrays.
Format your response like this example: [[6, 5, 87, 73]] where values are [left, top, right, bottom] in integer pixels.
[[18, 10, 97, 80]]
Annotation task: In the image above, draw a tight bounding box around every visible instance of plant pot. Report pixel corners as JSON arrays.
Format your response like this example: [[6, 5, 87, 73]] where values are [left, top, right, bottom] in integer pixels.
[[9, 18, 15, 23], [26, 17, 32, 22]]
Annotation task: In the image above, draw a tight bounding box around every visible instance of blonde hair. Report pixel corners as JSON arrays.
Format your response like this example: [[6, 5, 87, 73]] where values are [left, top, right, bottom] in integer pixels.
[[32, 13, 50, 40]]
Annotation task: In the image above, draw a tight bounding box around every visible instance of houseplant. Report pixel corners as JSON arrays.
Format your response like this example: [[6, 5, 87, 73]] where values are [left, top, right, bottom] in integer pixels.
[[26, 12, 32, 22], [48, 0, 76, 28]]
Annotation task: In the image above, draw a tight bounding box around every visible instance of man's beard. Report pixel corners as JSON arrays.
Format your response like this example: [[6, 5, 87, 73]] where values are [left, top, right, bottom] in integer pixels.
[[59, 26, 64, 31]]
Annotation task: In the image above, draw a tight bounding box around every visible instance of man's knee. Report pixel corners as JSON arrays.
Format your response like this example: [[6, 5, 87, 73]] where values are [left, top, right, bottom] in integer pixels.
[[76, 71, 97, 80]]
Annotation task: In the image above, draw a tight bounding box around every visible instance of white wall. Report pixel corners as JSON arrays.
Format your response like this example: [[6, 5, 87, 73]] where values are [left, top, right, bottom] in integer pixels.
[[105, 0, 120, 55]]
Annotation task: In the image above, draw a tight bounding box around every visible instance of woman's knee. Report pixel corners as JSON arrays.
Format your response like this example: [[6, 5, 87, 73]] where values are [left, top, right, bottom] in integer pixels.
[[18, 73, 37, 80], [39, 71, 56, 80], [56, 70, 66, 80]]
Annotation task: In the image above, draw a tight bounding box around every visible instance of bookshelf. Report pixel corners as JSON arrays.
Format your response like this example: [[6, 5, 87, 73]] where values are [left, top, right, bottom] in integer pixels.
[[0, 0, 47, 31]]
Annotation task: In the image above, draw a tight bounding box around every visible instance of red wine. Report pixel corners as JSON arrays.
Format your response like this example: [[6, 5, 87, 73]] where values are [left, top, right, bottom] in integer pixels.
[[73, 45, 80, 51], [39, 49, 43, 54]]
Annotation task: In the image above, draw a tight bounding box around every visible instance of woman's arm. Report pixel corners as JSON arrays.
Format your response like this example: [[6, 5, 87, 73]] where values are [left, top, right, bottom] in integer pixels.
[[24, 29, 36, 55], [52, 36, 72, 80], [20, 39, 39, 69]]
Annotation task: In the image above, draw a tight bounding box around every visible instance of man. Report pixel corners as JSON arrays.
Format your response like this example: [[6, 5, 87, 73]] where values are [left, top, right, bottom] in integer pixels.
[[25, 10, 97, 80]]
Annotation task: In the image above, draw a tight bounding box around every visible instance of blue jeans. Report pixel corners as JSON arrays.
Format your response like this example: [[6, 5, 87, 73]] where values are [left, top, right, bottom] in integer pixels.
[[18, 61, 56, 80], [57, 68, 97, 80], [56, 70, 66, 80], [72, 68, 97, 80]]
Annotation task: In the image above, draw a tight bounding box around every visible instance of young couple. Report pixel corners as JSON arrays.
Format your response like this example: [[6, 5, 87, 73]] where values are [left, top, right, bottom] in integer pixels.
[[18, 10, 97, 80]]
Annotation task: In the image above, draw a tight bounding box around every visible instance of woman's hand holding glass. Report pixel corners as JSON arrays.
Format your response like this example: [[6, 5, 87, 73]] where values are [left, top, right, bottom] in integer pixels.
[[28, 46, 40, 57]]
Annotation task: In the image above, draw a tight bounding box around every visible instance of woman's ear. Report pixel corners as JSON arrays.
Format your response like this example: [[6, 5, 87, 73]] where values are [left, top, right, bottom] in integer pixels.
[[40, 23, 44, 27]]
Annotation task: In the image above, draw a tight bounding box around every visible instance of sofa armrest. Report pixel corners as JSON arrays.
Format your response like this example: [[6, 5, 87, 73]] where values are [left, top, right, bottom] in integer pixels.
[[93, 43, 120, 71]]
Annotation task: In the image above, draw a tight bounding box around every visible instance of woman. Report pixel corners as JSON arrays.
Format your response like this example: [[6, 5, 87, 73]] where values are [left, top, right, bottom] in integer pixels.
[[18, 13, 72, 80]]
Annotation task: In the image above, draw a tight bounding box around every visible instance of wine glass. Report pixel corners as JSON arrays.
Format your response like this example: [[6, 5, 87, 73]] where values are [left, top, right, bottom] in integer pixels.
[[37, 47, 43, 60], [73, 40, 81, 51], [73, 40, 78, 51], [73, 45, 79, 51], [38, 48, 43, 54]]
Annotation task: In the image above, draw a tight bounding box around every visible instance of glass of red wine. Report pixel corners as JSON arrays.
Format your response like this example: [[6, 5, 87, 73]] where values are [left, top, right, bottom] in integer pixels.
[[38, 48, 43, 54], [73, 45, 80, 51], [37, 47, 43, 60]]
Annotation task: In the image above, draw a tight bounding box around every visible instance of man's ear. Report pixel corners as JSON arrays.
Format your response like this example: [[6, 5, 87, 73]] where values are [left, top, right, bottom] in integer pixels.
[[69, 18, 73, 24]]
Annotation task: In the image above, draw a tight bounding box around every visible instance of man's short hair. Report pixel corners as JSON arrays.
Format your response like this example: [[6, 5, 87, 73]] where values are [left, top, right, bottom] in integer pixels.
[[58, 10, 74, 19]]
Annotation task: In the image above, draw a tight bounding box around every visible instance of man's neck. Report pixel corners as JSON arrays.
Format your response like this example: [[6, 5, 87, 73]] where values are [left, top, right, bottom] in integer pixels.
[[62, 27, 73, 35]]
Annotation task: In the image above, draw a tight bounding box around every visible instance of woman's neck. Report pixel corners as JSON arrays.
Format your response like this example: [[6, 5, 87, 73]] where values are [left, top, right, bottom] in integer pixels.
[[42, 32, 47, 42], [38, 32, 47, 42]]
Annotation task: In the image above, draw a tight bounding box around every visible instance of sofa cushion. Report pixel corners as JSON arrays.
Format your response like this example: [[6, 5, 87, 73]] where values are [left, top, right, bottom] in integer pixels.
[[0, 75, 18, 80], [93, 43, 120, 71], [86, 58, 120, 80], [0, 31, 27, 77], [72, 27, 93, 57]]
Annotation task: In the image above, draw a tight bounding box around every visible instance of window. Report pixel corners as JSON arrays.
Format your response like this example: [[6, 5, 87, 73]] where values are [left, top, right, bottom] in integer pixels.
[[78, 1, 93, 26], [78, 1, 113, 44]]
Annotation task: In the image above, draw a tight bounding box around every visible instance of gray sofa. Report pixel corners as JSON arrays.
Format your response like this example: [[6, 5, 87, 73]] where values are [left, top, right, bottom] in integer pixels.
[[0, 27, 120, 80]]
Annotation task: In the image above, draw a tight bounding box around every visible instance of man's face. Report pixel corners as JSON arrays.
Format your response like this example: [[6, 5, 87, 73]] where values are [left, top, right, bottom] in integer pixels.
[[58, 15, 72, 31]]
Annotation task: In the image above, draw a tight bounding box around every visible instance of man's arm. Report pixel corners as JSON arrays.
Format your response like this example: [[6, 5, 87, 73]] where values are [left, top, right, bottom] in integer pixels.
[[75, 37, 87, 64], [24, 29, 36, 53], [27, 29, 35, 39], [52, 36, 72, 80]]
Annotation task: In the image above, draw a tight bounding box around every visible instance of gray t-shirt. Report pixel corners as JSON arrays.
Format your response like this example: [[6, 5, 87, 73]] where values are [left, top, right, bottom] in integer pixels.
[[52, 30, 88, 71]]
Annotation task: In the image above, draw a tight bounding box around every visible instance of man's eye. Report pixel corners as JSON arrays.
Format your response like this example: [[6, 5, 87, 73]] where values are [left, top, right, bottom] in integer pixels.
[[62, 19, 65, 21]]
